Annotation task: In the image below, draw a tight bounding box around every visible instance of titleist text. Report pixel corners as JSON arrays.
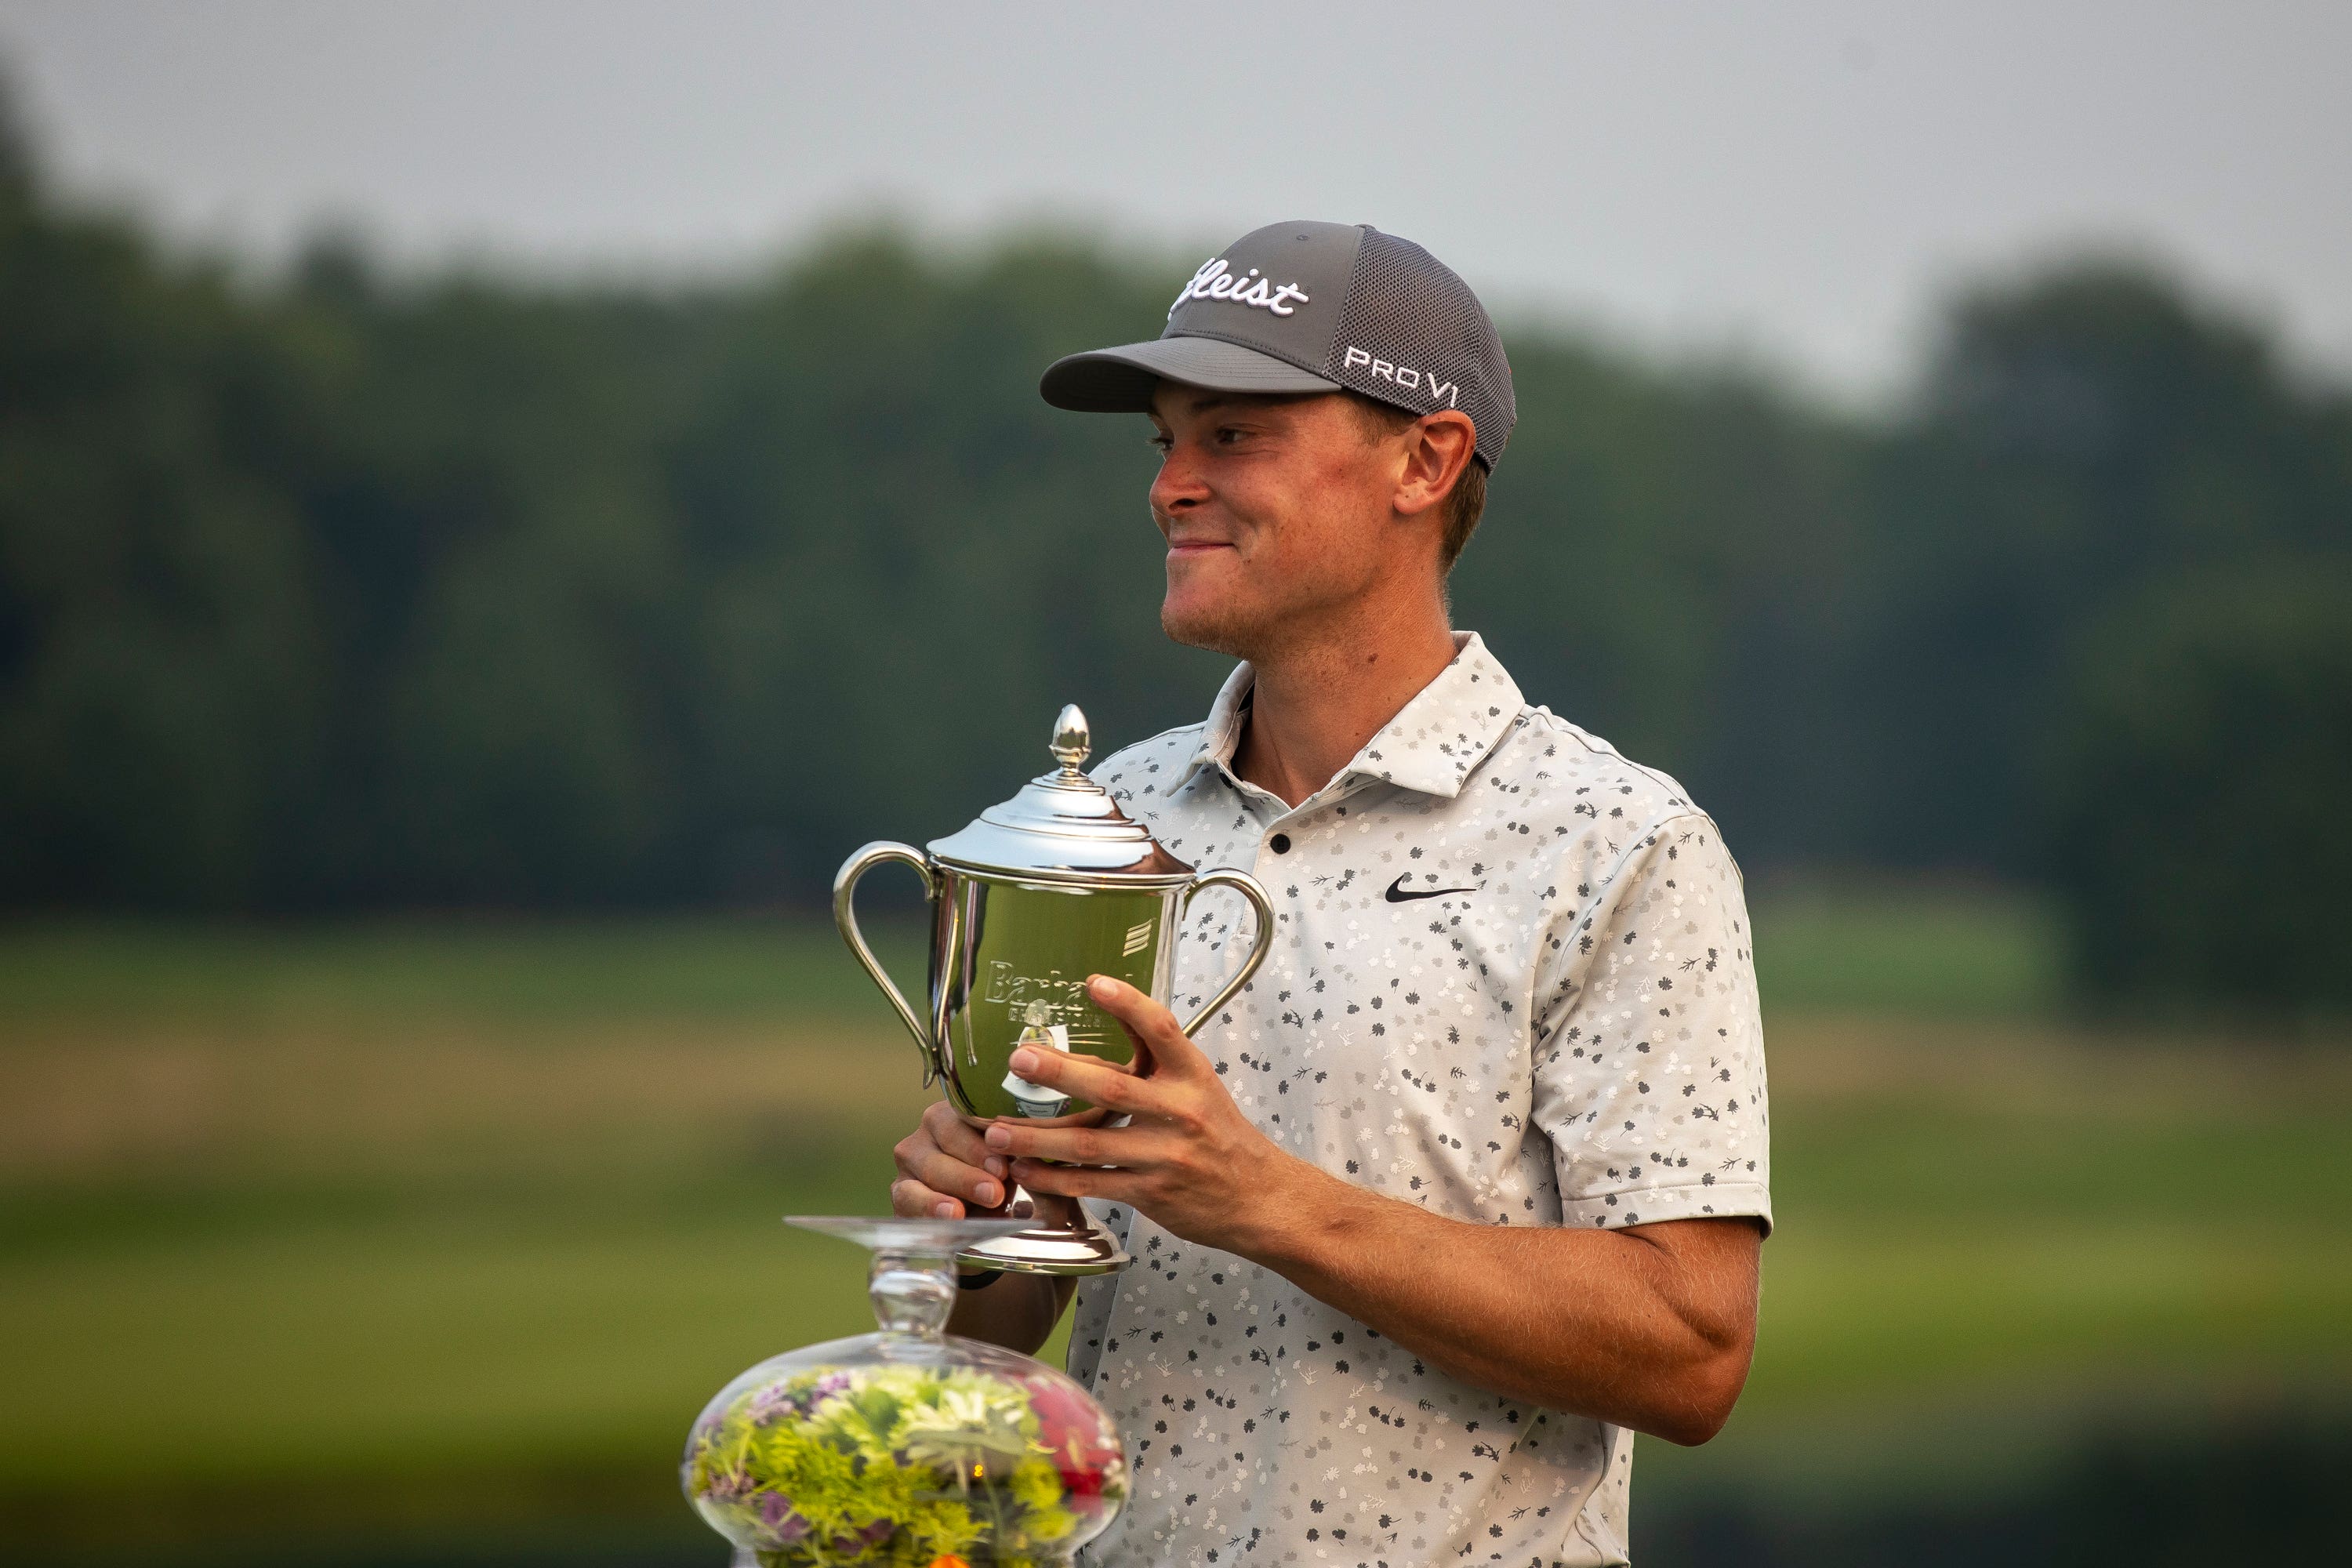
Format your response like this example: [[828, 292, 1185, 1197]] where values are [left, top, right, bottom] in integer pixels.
[[1170, 257, 1310, 318]]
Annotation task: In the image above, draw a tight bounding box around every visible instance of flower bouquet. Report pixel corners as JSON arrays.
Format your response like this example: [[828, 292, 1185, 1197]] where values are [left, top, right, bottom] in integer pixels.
[[682, 1219, 1128, 1568]]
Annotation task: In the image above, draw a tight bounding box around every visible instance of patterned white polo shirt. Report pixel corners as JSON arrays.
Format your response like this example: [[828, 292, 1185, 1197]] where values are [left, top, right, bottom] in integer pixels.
[[1066, 632, 1771, 1568]]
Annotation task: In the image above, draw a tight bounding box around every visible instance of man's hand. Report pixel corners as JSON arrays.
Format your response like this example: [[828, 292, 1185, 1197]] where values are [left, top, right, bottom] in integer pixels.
[[979, 974, 1308, 1252], [889, 1098, 1076, 1357], [891, 1099, 1011, 1220]]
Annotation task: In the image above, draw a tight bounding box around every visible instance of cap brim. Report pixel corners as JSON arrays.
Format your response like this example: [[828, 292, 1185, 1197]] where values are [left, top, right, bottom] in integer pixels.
[[1040, 336, 1341, 412]]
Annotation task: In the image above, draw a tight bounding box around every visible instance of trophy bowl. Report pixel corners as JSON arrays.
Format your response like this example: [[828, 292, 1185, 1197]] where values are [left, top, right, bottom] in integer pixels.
[[833, 706, 1273, 1276]]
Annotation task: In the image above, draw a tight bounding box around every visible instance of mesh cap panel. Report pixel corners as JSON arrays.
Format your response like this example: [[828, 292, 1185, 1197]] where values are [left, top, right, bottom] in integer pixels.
[[1322, 229, 1515, 470]]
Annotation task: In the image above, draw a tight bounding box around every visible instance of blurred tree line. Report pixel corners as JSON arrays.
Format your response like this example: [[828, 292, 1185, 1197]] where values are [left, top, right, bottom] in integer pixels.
[[1, 93, 2347, 1008]]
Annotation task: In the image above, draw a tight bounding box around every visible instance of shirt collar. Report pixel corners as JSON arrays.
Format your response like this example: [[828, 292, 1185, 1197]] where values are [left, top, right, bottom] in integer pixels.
[[1177, 631, 1525, 800]]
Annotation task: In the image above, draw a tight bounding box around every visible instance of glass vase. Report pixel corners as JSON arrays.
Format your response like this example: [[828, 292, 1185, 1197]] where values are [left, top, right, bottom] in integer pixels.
[[682, 1217, 1127, 1568]]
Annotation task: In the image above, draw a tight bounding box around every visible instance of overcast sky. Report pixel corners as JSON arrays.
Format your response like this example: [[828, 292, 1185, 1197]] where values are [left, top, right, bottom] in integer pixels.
[[4, 1, 2347, 397]]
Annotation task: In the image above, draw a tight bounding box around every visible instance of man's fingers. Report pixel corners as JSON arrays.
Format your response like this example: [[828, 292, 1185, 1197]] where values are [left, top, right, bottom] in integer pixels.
[[890, 1176, 965, 1220], [1088, 973, 1212, 1079], [895, 1123, 1009, 1210], [1006, 1043, 1163, 1115], [908, 1145, 1007, 1210], [922, 1099, 1007, 1175], [985, 1118, 1171, 1169]]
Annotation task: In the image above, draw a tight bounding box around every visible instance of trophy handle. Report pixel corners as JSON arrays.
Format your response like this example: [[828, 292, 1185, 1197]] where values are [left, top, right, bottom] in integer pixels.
[[833, 840, 943, 1084], [1177, 866, 1276, 1036]]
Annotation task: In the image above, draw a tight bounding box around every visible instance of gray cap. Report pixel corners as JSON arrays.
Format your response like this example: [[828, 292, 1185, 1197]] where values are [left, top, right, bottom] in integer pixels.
[[1041, 220, 1516, 470]]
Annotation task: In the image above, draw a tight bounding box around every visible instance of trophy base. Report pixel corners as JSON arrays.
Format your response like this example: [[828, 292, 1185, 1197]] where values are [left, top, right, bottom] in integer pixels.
[[955, 1189, 1134, 1276]]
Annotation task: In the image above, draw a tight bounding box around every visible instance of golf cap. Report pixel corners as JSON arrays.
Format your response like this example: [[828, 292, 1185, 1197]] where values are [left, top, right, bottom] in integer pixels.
[[1040, 220, 1516, 470]]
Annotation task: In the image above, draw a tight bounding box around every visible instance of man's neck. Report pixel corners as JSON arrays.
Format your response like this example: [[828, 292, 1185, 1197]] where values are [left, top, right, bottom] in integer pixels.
[[1230, 602, 1461, 809]]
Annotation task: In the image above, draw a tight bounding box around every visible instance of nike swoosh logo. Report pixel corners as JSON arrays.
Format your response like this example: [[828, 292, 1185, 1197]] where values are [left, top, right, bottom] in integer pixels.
[[1385, 873, 1479, 903]]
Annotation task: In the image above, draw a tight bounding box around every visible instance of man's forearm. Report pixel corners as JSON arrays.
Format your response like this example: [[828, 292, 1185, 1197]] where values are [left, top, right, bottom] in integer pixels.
[[945, 1271, 1075, 1356], [983, 978, 1763, 1443], [1231, 1160, 1760, 1446]]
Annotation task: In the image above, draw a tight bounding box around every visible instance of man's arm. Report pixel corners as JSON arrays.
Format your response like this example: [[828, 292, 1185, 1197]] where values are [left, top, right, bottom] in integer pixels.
[[1225, 1169, 1759, 1445], [983, 975, 1762, 1446], [942, 1265, 1076, 1356]]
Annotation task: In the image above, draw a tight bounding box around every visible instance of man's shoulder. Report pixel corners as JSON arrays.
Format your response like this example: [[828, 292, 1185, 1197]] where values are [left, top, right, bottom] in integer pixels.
[[1088, 721, 1208, 808], [1497, 703, 1716, 843]]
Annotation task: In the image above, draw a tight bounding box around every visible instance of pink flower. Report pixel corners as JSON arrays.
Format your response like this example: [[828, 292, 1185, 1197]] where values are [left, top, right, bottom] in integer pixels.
[[753, 1493, 811, 1544]]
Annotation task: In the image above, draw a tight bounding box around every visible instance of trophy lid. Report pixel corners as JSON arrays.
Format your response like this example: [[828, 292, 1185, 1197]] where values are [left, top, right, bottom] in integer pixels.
[[927, 705, 1195, 884]]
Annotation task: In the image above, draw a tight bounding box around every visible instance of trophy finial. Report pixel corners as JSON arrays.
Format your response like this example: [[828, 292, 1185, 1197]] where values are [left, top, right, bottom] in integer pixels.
[[1051, 704, 1091, 773]]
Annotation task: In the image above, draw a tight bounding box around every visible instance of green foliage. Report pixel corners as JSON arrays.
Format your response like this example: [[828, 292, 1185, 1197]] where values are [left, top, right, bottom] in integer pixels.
[[0, 152, 322, 906], [2047, 572, 2352, 1013], [2, 85, 2349, 1007], [684, 1361, 1111, 1566], [1856, 260, 2352, 876]]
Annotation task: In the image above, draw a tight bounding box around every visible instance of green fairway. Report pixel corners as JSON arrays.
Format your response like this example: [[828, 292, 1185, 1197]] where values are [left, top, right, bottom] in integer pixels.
[[0, 916, 930, 1023], [3, 899, 2347, 1555], [1751, 880, 2064, 1017]]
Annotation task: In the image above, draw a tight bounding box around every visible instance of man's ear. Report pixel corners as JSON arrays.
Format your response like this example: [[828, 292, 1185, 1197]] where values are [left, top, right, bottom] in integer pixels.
[[1394, 410, 1479, 519]]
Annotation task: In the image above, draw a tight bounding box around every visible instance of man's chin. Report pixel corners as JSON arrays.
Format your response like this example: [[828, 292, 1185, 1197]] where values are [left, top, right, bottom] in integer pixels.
[[1160, 596, 1261, 659]]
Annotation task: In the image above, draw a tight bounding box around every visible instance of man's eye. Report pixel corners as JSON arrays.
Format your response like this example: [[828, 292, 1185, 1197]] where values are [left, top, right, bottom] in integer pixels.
[[1215, 426, 1246, 445], [1147, 435, 1173, 455]]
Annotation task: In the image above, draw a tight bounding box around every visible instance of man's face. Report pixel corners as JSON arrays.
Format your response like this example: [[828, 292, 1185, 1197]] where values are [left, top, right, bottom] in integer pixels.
[[1145, 387, 1408, 659]]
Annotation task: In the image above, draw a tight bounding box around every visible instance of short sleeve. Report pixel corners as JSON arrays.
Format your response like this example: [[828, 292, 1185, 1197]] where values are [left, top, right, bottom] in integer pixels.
[[1527, 814, 1772, 1235]]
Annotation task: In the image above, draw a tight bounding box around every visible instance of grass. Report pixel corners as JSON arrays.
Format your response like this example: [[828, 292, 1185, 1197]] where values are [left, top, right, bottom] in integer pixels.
[[0, 915, 931, 1024], [1751, 878, 2065, 1017], [2, 891, 2347, 1555], [3, 1202, 831, 1484]]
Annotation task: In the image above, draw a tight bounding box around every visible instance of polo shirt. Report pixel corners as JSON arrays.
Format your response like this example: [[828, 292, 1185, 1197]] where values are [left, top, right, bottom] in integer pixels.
[[1066, 632, 1771, 1568]]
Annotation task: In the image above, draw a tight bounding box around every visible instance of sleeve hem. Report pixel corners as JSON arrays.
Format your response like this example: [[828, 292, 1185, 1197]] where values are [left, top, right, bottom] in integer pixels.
[[1560, 1180, 1773, 1239]]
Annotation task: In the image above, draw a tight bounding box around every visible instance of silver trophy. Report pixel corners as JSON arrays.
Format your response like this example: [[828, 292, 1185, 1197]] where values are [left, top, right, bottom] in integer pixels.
[[833, 706, 1274, 1276]]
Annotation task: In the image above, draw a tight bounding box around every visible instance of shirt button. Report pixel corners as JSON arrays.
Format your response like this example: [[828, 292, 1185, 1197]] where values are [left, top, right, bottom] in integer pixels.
[[1269, 833, 1291, 854]]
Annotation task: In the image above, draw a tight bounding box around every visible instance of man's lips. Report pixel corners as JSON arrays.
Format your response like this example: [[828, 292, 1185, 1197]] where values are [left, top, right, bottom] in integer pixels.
[[1167, 539, 1236, 556]]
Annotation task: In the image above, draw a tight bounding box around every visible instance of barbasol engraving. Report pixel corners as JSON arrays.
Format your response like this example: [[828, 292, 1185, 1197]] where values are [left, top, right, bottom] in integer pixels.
[[982, 961, 1091, 1022], [1170, 257, 1310, 319], [1343, 345, 1460, 407]]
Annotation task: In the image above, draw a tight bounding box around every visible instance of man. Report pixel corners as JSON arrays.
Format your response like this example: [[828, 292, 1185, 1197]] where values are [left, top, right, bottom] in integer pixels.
[[891, 220, 1770, 1567]]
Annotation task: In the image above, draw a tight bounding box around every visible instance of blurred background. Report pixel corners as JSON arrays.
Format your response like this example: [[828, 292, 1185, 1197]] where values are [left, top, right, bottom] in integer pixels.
[[2, 2, 2348, 1563]]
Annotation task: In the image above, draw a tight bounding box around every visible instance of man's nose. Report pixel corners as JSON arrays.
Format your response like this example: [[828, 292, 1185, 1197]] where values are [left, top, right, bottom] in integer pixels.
[[1150, 441, 1210, 516]]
